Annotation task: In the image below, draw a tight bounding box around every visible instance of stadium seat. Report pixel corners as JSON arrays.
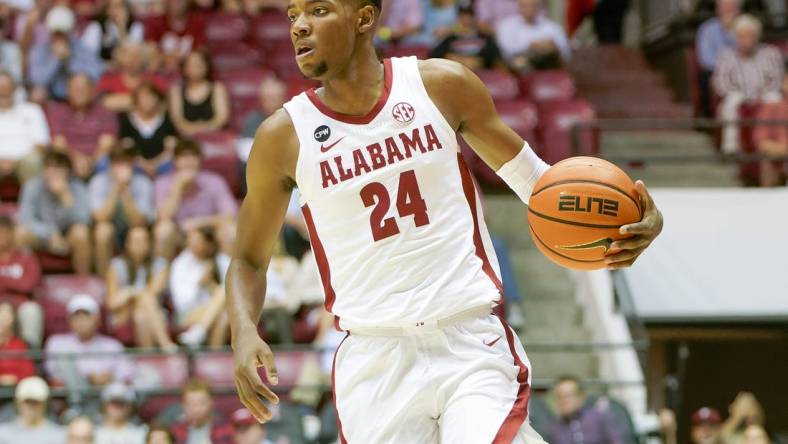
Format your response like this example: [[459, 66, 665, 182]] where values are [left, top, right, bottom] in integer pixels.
[[286, 77, 320, 99], [217, 67, 272, 132], [138, 394, 181, 424], [193, 131, 243, 197], [210, 42, 264, 72], [0, 202, 16, 217], [519, 70, 576, 104], [0, 176, 19, 202], [205, 12, 249, 44], [477, 70, 521, 102], [249, 12, 292, 50], [495, 99, 539, 142], [35, 274, 106, 337], [384, 44, 431, 60], [737, 101, 762, 186], [265, 44, 302, 80], [36, 251, 73, 275], [537, 99, 597, 164], [193, 350, 316, 389]]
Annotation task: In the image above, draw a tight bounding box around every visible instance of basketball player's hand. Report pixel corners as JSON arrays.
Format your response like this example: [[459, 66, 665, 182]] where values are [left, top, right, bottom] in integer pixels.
[[233, 331, 280, 423], [605, 180, 663, 269]]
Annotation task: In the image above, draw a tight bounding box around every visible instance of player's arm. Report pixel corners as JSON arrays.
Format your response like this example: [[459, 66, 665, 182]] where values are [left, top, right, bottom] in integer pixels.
[[422, 59, 662, 268], [227, 109, 299, 423]]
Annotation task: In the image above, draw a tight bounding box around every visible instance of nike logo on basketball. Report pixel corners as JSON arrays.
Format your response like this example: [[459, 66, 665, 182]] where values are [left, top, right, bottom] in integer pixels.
[[484, 336, 502, 347], [320, 137, 345, 153], [557, 237, 613, 253]]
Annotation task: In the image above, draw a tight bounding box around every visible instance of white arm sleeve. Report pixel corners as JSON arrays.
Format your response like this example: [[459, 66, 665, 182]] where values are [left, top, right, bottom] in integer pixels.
[[495, 141, 550, 204]]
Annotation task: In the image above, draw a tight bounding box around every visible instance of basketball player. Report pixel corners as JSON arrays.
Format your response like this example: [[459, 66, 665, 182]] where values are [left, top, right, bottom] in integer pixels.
[[227, 0, 663, 442]]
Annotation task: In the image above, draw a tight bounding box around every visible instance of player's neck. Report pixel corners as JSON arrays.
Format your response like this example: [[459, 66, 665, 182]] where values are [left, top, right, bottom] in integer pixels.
[[318, 50, 385, 117]]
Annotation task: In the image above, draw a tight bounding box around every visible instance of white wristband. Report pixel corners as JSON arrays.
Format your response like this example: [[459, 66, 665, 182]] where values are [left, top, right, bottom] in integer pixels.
[[495, 142, 550, 204]]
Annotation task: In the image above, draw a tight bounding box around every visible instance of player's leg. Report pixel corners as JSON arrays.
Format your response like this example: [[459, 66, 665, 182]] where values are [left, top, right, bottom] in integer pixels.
[[437, 315, 545, 444], [333, 333, 438, 444]]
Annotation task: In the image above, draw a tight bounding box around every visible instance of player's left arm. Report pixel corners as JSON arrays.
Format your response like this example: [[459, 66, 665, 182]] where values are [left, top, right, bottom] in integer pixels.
[[421, 59, 663, 269]]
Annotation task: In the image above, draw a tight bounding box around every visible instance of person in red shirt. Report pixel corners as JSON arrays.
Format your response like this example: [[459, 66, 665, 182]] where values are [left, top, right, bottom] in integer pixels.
[[47, 73, 119, 180], [97, 40, 169, 113], [0, 300, 36, 386], [0, 215, 43, 348], [170, 378, 235, 444], [144, 0, 207, 71]]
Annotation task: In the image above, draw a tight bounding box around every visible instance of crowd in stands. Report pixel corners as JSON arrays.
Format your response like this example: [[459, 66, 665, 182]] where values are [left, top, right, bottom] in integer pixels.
[[696, 0, 788, 186]]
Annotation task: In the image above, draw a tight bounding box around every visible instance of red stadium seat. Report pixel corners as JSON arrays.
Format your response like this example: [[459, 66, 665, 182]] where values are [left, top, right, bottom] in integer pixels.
[[0, 202, 17, 218], [286, 78, 320, 99], [538, 99, 597, 164], [737, 101, 762, 185], [193, 131, 243, 197], [0, 176, 19, 202], [134, 354, 190, 389], [210, 42, 264, 72], [477, 70, 520, 102], [385, 44, 431, 60], [35, 275, 106, 337], [138, 394, 180, 424], [193, 350, 316, 389], [495, 100, 539, 142], [249, 12, 292, 49], [36, 251, 73, 275], [205, 12, 249, 44], [265, 44, 302, 80], [519, 70, 576, 104], [217, 67, 273, 132]]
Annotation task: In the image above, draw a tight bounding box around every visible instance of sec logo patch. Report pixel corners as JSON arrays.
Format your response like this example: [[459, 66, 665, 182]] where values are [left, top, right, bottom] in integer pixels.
[[392, 102, 415, 123]]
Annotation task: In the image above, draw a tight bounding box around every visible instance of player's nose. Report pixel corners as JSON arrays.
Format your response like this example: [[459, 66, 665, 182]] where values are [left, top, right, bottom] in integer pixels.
[[291, 14, 311, 38]]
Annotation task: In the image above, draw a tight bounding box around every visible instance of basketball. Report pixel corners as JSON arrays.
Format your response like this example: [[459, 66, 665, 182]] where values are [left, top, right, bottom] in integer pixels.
[[527, 157, 643, 270]]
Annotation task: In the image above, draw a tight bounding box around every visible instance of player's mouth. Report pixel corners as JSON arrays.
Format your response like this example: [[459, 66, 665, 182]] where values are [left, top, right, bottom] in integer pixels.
[[296, 44, 315, 60]]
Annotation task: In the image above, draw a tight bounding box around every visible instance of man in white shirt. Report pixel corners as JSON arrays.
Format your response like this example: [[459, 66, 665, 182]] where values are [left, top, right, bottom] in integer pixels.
[[0, 376, 66, 444], [0, 71, 49, 183], [495, 0, 571, 71]]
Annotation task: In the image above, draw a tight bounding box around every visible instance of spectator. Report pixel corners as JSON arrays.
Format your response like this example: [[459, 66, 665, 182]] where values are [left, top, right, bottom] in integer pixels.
[[752, 67, 788, 187], [697, 0, 740, 117], [692, 407, 724, 444], [105, 226, 175, 350], [241, 76, 286, 139], [168, 50, 229, 136], [67, 416, 95, 444], [721, 392, 767, 444], [98, 40, 169, 113], [0, 302, 35, 386], [144, 0, 207, 71], [0, 16, 23, 84], [146, 425, 174, 444], [90, 145, 155, 276], [378, 0, 423, 43], [170, 378, 234, 444], [82, 0, 145, 61], [169, 227, 230, 347], [0, 215, 43, 347], [17, 150, 92, 274], [0, 376, 65, 444], [44, 295, 135, 388], [231, 408, 274, 444], [154, 139, 237, 259], [713, 14, 783, 154], [95, 382, 147, 444], [474, 0, 518, 33], [0, 71, 49, 184], [495, 0, 571, 71], [28, 5, 105, 102], [407, 0, 460, 47], [14, 0, 55, 58], [47, 73, 118, 180], [548, 375, 626, 444], [430, 4, 503, 71], [118, 82, 179, 177]]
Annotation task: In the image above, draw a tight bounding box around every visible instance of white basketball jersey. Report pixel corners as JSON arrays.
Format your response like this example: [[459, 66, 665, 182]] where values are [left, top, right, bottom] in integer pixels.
[[283, 57, 503, 329]]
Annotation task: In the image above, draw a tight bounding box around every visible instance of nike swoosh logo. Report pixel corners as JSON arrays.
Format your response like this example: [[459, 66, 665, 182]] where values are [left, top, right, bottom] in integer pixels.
[[320, 137, 345, 153], [484, 336, 502, 347], [556, 237, 613, 253]]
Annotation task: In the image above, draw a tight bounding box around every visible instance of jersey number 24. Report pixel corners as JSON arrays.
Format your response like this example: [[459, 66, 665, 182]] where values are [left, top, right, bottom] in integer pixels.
[[360, 170, 430, 242]]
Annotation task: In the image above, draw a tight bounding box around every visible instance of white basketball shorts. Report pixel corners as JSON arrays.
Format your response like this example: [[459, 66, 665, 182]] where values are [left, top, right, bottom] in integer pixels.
[[331, 313, 548, 443]]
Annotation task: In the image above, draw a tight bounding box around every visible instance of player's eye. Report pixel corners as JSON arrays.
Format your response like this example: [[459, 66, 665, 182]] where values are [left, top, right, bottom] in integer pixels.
[[313, 7, 328, 16], [287, 13, 297, 23]]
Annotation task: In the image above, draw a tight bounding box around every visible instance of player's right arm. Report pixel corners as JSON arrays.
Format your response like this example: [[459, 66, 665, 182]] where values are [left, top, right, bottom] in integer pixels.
[[227, 108, 299, 423]]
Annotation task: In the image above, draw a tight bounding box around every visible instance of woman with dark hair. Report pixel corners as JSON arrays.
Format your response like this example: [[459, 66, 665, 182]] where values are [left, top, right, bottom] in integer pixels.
[[105, 226, 176, 351], [168, 50, 230, 136], [0, 301, 36, 386], [82, 0, 145, 62], [119, 82, 179, 177], [169, 227, 231, 347]]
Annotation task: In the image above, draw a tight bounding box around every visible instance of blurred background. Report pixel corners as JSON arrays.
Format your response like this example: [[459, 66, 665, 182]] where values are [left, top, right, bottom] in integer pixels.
[[0, 0, 785, 443]]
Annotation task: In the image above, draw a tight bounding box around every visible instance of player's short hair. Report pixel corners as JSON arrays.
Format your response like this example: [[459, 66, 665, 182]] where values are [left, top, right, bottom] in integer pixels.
[[355, 0, 381, 12]]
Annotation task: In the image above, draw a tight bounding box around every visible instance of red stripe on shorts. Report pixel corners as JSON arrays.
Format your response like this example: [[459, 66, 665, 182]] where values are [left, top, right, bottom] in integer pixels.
[[332, 333, 350, 444], [457, 154, 504, 293], [492, 316, 531, 443]]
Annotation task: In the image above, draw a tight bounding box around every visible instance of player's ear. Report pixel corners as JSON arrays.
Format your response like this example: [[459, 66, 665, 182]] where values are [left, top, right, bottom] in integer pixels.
[[357, 5, 376, 34]]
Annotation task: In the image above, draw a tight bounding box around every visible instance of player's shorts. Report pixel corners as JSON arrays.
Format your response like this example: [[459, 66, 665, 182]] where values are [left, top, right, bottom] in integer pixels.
[[332, 309, 548, 444]]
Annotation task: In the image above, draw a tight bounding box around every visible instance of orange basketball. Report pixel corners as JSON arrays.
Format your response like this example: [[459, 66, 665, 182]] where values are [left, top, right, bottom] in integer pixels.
[[527, 157, 642, 270]]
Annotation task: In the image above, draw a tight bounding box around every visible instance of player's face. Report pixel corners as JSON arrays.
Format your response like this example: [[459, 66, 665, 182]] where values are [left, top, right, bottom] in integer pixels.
[[287, 0, 364, 80]]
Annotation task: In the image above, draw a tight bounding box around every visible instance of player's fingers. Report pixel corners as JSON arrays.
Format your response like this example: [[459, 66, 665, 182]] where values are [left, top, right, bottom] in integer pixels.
[[235, 374, 271, 423], [610, 236, 650, 252], [619, 218, 655, 236], [604, 247, 643, 267], [635, 180, 655, 211], [257, 348, 279, 387], [245, 363, 280, 405]]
